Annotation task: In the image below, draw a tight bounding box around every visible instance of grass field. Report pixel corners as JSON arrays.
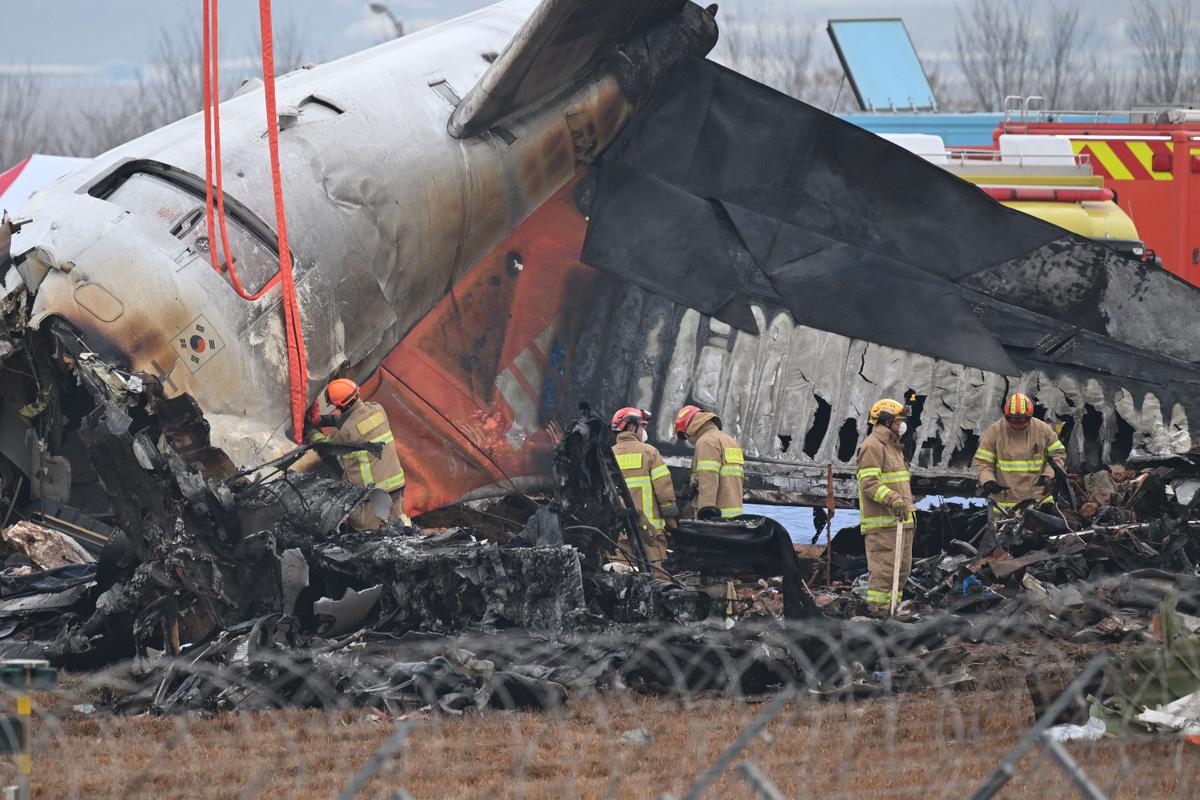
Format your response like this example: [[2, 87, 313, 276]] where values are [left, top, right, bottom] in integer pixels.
[[3, 648, 1193, 799]]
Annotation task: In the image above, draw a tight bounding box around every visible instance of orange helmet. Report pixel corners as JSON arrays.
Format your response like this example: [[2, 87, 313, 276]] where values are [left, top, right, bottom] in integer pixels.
[[325, 378, 359, 411], [611, 407, 649, 432], [674, 405, 702, 439], [1004, 392, 1033, 428]]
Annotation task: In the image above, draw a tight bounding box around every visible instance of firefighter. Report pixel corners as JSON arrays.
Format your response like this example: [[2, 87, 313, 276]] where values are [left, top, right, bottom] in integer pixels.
[[611, 407, 678, 571], [855, 398, 916, 616], [974, 392, 1066, 515], [674, 405, 744, 520], [305, 378, 408, 531]]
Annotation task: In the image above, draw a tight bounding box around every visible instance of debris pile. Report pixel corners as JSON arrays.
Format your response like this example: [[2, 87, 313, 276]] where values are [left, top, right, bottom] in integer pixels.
[[814, 462, 1200, 646], [94, 615, 975, 716], [0, 385, 1195, 723]]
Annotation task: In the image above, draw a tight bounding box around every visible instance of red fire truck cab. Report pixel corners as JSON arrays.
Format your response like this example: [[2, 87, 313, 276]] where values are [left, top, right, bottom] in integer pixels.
[[998, 108, 1200, 286]]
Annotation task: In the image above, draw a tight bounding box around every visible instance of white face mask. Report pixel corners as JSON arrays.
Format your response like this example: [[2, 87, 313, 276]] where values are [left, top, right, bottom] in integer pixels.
[[639, 427, 649, 443], [897, 421, 908, 437]]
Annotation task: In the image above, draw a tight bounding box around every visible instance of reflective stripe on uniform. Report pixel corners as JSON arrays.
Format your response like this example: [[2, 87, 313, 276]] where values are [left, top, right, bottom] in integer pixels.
[[866, 589, 895, 605], [649, 464, 670, 481], [872, 485, 893, 503], [861, 512, 915, 530], [975, 448, 997, 463], [1047, 441, 1065, 455], [617, 452, 643, 470], [695, 460, 721, 473], [308, 430, 331, 443], [995, 500, 1018, 509], [1039, 495, 1055, 505], [340, 450, 373, 485], [376, 470, 406, 491], [622, 475, 662, 527], [857, 467, 882, 479], [879, 470, 909, 483], [720, 464, 744, 477], [355, 411, 387, 436], [368, 429, 402, 489], [997, 459, 1045, 472], [720, 506, 743, 518]]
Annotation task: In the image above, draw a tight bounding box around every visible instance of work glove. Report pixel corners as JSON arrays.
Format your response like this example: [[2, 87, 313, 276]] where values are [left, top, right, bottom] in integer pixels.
[[1035, 474, 1052, 487], [305, 401, 322, 431], [677, 482, 697, 503], [980, 480, 1004, 496], [665, 517, 679, 531], [886, 495, 910, 517]]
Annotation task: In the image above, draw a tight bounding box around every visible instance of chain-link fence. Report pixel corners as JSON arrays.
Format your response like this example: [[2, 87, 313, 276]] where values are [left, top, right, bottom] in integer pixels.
[[0, 608, 1194, 800]]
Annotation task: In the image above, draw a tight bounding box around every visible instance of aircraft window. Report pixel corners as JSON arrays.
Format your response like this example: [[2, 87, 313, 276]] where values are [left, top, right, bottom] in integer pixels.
[[100, 171, 280, 296], [196, 217, 280, 296]]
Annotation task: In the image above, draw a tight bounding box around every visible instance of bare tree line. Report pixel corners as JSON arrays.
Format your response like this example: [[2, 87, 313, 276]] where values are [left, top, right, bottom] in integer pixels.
[[0, 15, 312, 168], [716, 0, 1199, 114]]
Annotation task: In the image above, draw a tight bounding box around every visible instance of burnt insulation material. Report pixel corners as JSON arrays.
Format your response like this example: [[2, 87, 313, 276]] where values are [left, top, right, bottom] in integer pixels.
[[581, 57, 1200, 383]]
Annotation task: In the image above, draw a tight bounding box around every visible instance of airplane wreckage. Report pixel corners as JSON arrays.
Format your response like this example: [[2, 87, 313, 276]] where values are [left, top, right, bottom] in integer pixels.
[[2, 0, 1200, 672]]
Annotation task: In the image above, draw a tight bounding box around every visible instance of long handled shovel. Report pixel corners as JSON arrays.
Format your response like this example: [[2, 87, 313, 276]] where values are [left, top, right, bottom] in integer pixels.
[[889, 519, 904, 617]]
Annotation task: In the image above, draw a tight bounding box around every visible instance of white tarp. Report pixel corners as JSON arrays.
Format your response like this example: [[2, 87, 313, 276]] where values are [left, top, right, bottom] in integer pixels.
[[0, 154, 91, 214]]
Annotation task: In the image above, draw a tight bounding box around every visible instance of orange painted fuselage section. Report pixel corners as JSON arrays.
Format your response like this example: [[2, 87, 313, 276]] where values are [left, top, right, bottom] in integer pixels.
[[362, 175, 600, 514]]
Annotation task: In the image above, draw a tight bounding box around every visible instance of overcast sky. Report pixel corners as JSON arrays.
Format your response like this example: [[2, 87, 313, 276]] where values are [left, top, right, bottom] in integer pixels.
[[2, 0, 1139, 81]]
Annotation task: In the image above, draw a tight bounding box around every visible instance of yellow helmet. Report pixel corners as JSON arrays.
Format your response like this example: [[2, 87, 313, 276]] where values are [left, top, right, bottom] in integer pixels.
[[869, 398, 907, 425]]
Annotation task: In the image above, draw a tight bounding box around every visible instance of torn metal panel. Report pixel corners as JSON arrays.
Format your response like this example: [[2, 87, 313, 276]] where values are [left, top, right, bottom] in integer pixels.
[[0, 583, 91, 617], [313, 584, 382, 637]]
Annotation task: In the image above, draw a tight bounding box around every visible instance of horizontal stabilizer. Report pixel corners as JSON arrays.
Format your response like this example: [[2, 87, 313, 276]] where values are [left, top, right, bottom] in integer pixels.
[[449, 0, 685, 138]]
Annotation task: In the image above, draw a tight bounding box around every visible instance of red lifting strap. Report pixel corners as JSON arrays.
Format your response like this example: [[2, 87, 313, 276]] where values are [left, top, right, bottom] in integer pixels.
[[201, 0, 308, 443]]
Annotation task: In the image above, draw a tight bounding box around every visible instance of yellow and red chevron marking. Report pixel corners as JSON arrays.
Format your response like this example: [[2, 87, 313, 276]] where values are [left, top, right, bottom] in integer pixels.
[[1070, 139, 1175, 181]]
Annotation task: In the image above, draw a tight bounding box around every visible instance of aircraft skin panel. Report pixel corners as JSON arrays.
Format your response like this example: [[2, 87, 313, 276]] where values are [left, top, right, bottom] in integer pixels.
[[364, 175, 601, 514]]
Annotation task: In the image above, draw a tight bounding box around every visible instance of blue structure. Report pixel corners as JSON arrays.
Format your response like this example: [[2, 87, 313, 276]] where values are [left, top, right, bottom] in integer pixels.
[[827, 19, 936, 112]]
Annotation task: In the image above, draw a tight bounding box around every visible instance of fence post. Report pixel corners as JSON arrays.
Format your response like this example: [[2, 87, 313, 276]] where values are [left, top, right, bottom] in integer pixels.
[[0, 659, 57, 800]]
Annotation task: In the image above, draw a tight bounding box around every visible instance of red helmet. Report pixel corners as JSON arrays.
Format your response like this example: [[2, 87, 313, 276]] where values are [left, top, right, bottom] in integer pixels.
[[1004, 392, 1033, 428], [325, 378, 360, 410], [674, 405, 702, 439], [611, 406, 649, 432]]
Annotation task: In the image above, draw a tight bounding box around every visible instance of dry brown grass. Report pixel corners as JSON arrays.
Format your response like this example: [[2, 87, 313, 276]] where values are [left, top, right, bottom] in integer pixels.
[[0, 658, 1193, 800]]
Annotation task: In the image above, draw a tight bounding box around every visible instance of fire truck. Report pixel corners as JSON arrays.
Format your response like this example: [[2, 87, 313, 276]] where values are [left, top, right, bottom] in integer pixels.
[[882, 131, 1146, 262], [997, 102, 1200, 286]]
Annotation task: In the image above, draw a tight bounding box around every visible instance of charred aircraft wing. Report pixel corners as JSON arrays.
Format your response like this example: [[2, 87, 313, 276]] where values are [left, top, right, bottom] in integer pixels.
[[580, 59, 1200, 379]]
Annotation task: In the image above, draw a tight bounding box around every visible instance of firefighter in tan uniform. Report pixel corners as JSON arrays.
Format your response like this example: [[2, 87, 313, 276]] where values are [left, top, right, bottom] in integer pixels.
[[305, 378, 408, 531], [674, 405, 744, 519], [974, 392, 1066, 514], [611, 407, 679, 572], [855, 398, 916, 614]]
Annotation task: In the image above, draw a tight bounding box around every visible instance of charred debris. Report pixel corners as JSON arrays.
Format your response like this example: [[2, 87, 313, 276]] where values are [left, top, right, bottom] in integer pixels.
[[0, 329, 1197, 715]]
